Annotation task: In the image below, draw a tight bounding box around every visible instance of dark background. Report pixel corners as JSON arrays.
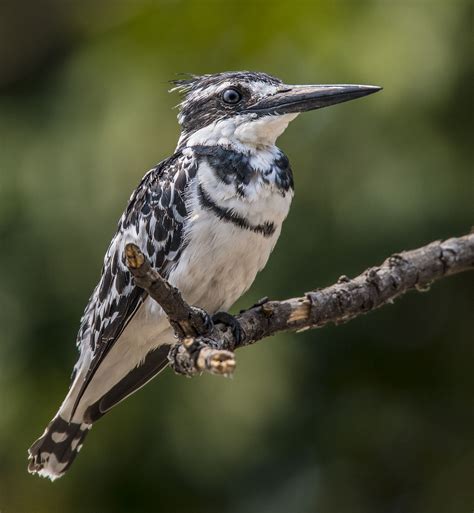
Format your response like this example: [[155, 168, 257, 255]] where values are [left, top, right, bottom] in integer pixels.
[[0, 1, 472, 512]]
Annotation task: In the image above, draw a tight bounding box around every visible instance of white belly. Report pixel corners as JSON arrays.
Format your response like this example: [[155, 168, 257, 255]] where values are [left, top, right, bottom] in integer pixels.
[[169, 211, 282, 313]]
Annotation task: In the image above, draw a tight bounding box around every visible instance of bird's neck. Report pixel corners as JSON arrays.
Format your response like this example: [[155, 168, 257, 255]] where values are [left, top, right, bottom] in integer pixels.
[[176, 113, 299, 152]]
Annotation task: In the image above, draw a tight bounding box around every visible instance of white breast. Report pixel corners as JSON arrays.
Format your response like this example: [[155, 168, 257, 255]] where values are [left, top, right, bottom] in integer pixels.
[[167, 161, 293, 312]]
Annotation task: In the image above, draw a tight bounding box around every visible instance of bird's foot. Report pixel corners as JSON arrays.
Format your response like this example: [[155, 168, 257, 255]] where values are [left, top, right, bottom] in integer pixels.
[[212, 311, 243, 345], [189, 306, 215, 334]]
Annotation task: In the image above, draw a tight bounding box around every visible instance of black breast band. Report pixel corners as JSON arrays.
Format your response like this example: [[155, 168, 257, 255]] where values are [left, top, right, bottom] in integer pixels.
[[197, 183, 276, 237]]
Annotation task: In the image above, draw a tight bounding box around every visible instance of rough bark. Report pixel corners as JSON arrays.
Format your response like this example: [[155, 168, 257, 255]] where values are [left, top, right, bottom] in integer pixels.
[[124, 233, 474, 377]]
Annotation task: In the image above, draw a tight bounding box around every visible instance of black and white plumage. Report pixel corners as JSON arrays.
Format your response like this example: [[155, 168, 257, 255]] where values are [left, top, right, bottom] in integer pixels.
[[28, 71, 380, 480]]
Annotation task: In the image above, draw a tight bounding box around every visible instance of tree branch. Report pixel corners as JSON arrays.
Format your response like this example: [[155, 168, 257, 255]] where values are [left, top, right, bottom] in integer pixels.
[[125, 233, 474, 377]]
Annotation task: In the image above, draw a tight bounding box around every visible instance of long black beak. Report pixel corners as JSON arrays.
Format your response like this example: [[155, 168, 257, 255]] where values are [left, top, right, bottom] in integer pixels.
[[245, 84, 382, 115]]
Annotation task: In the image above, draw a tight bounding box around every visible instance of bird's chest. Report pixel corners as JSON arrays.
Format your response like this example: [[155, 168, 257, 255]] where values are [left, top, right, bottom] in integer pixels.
[[167, 168, 293, 312], [170, 214, 276, 312]]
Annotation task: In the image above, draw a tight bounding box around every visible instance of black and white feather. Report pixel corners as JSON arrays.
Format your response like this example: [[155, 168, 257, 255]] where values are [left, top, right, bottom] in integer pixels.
[[28, 151, 198, 479], [27, 71, 299, 480], [26, 70, 379, 481], [73, 153, 193, 399]]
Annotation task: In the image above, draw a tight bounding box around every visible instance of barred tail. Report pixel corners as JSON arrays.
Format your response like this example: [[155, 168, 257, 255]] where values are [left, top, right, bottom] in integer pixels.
[[27, 415, 91, 481]]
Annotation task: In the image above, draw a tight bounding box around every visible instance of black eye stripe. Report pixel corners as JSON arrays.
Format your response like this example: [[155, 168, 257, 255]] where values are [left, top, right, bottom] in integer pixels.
[[222, 88, 242, 104]]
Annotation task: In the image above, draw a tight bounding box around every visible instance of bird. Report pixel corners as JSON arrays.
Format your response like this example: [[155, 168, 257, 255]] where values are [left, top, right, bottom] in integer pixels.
[[27, 71, 381, 480]]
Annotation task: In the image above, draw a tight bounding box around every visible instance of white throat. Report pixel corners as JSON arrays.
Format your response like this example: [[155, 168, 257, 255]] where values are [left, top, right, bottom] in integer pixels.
[[179, 113, 299, 151]]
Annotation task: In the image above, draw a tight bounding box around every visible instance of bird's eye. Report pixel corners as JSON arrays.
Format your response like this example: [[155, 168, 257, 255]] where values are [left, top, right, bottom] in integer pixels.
[[222, 88, 242, 104]]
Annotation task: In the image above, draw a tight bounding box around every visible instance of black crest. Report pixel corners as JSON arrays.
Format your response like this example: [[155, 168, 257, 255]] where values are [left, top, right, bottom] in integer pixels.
[[171, 71, 282, 96]]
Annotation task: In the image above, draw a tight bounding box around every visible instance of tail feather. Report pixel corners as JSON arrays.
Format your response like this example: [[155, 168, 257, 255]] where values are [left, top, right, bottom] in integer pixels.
[[28, 344, 172, 480], [27, 416, 91, 481]]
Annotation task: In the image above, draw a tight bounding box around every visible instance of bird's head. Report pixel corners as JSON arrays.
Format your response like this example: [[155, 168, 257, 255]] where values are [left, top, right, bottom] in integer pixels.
[[172, 71, 381, 150]]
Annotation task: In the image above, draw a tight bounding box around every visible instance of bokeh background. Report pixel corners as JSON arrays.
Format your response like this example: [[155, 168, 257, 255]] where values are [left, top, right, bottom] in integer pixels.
[[0, 1, 472, 512]]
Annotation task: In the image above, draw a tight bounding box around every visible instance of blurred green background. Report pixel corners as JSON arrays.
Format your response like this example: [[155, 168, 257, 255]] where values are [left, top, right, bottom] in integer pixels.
[[0, 1, 472, 512]]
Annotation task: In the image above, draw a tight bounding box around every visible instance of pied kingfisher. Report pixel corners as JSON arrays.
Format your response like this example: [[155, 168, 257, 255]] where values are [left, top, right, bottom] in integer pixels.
[[28, 71, 380, 480]]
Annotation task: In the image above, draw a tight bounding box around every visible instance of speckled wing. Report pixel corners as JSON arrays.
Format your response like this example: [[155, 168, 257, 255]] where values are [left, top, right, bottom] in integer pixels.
[[71, 150, 197, 416]]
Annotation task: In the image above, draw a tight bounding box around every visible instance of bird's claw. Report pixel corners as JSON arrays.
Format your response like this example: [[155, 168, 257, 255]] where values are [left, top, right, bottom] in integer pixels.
[[190, 306, 214, 334], [212, 311, 243, 344]]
